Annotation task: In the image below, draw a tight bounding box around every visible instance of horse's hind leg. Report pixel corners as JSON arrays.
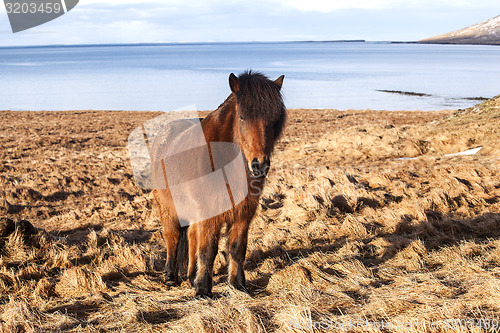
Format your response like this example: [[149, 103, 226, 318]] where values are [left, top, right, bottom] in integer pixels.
[[162, 220, 180, 285], [193, 220, 221, 298], [187, 225, 198, 286], [154, 190, 180, 285], [227, 219, 250, 291]]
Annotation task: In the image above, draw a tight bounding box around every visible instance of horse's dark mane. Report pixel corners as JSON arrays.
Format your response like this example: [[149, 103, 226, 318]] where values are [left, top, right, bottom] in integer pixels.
[[235, 70, 285, 123]]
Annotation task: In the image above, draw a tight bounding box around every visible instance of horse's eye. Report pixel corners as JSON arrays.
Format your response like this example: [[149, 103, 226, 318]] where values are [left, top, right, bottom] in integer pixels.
[[239, 114, 244, 121]]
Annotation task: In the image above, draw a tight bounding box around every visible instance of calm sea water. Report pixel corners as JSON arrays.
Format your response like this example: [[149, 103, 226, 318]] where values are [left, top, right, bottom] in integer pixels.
[[1, 42, 499, 111]]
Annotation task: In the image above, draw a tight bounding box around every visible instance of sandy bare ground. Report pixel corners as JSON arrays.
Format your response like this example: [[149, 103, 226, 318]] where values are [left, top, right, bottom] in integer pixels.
[[0, 97, 499, 332]]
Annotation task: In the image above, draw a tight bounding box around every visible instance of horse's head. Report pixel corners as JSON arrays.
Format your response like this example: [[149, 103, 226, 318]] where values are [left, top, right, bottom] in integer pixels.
[[229, 71, 286, 178]]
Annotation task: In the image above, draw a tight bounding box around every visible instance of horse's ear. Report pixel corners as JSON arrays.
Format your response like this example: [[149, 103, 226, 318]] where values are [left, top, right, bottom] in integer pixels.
[[274, 75, 285, 90], [229, 73, 240, 93]]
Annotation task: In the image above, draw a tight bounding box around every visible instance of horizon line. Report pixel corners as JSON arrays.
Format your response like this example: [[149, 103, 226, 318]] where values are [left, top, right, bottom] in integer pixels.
[[0, 39, 421, 50]]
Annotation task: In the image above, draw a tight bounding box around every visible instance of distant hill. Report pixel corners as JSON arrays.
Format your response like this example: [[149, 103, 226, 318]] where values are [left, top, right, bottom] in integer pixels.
[[420, 15, 500, 45]]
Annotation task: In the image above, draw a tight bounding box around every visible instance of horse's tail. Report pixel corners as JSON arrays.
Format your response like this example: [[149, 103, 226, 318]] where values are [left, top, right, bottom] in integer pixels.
[[176, 226, 189, 278]]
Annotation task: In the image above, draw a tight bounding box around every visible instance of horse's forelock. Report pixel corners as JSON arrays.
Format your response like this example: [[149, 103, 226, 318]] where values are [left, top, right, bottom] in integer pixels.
[[235, 70, 285, 124]]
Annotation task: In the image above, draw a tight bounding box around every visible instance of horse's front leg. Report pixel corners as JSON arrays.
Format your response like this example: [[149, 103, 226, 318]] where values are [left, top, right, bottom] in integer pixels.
[[194, 221, 221, 298], [227, 219, 250, 291]]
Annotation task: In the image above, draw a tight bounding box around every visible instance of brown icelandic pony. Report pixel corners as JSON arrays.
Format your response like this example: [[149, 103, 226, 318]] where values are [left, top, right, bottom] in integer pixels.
[[151, 71, 286, 297], [151, 70, 286, 298]]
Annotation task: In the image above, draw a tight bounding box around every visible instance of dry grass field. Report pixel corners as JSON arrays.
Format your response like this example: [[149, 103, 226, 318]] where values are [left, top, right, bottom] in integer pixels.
[[1, 96, 499, 332]]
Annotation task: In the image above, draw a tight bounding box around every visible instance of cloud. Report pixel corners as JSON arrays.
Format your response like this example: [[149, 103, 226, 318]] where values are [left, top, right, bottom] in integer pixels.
[[1, 0, 499, 45], [274, 0, 397, 12], [274, 0, 500, 12]]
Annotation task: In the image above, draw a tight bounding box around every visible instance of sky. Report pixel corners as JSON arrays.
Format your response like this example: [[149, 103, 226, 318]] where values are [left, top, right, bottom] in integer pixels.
[[0, 0, 500, 46]]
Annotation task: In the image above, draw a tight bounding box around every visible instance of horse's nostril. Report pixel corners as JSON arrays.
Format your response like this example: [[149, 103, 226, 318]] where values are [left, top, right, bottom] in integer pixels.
[[263, 158, 270, 169], [251, 158, 260, 172]]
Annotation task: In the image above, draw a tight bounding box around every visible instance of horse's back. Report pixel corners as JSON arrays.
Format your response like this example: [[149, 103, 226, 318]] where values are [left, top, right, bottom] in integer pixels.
[[150, 118, 210, 188], [150, 118, 205, 224], [150, 117, 235, 227]]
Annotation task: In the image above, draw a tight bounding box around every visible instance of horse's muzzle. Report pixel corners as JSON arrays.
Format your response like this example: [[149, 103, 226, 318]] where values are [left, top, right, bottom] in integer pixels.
[[250, 157, 271, 178]]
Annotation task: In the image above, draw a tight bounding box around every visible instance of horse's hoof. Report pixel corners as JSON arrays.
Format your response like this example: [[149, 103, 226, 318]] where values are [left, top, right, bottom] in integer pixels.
[[163, 275, 179, 286], [194, 291, 213, 299], [229, 278, 246, 292], [164, 280, 178, 287], [188, 275, 195, 287], [236, 285, 247, 293], [229, 284, 247, 293]]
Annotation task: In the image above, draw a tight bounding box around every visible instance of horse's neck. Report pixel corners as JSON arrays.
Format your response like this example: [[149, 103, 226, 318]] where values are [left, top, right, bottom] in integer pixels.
[[202, 95, 236, 143]]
